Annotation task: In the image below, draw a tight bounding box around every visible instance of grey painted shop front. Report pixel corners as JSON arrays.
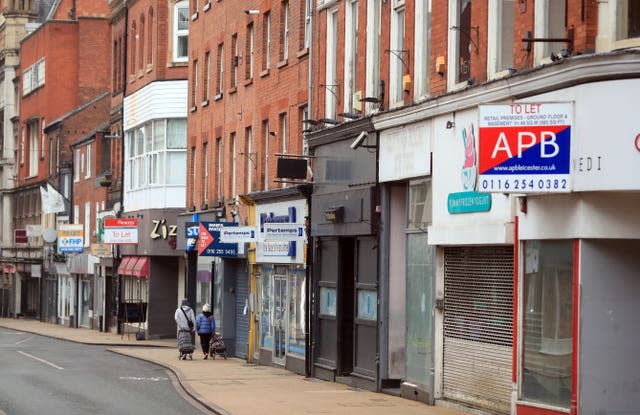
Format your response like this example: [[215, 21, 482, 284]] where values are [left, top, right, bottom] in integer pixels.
[[308, 119, 379, 391]]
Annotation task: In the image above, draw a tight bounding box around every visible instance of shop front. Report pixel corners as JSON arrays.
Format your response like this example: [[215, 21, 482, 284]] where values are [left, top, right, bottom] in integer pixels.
[[429, 108, 514, 414], [374, 118, 435, 401], [251, 193, 308, 375], [119, 209, 182, 339], [308, 119, 379, 391], [514, 79, 640, 415]]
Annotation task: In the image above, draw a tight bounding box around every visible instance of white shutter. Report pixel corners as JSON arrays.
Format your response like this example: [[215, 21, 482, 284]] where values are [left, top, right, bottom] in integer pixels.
[[37, 59, 45, 86], [23, 68, 32, 95], [442, 246, 514, 414]]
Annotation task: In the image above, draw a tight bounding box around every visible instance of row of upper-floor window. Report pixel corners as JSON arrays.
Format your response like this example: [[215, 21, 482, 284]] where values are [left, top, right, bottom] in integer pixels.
[[189, 0, 311, 109], [188, 105, 309, 208], [112, 1, 189, 92], [320, 0, 640, 118]]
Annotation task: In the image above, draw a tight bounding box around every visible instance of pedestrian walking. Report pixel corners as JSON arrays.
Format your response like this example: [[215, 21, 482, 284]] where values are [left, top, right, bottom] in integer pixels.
[[196, 303, 215, 359], [174, 298, 195, 360]]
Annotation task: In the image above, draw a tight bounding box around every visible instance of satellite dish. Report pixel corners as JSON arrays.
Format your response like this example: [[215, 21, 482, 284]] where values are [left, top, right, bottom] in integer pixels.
[[43, 229, 57, 243]]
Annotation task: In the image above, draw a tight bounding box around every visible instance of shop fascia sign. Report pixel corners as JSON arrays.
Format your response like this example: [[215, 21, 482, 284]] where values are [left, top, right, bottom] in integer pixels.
[[478, 102, 573, 193], [258, 207, 303, 257], [103, 218, 138, 244]]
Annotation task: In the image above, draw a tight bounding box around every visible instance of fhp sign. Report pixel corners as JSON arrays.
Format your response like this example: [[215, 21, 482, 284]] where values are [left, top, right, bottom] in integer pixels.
[[103, 218, 139, 244], [478, 102, 573, 193], [58, 224, 84, 253]]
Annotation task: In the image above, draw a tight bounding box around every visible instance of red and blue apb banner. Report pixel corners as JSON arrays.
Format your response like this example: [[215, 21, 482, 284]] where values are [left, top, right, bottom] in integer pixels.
[[478, 102, 573, 193]]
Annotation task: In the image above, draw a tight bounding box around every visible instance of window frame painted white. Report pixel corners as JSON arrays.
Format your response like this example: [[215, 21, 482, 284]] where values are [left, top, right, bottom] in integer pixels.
[[390, 2, 406, 108], [344, 0, 359, 113], [533, 0, 566, 65], [173, 0, 189, 63], [246, 127, 253, 193], [325, 7, 339, 119], [282, 1, 290, 60], [204, 142, 209, 203], [414, 0, 432, 100], [28, 121, 38, 177], [85, 142, 92, 179], [487, 0, 515, 79], [263, 120, 270, 191], [447, 0, 472, 91], [365, 0, 381, 115], [84, 201, 91, 247], [231, 132, 237, 198], [598, 0, 640, 51]]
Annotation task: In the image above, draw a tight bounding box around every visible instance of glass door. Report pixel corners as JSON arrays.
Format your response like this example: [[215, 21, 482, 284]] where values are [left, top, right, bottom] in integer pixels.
[[272, 273, 288, 365]]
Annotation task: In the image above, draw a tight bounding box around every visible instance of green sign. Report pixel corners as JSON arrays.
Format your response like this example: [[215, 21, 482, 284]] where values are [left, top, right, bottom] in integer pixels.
[[447, 191, 492, 214]]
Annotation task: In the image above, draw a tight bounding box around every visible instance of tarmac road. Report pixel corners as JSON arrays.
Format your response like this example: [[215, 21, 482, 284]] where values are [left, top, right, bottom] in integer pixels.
[[0, 327, 209, 415]]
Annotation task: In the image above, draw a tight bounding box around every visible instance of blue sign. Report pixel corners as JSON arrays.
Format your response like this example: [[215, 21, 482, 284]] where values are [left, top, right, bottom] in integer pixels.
[[185, 221, 199, 253], [447, 191, 492, 214], [198, 222, 239, 257]]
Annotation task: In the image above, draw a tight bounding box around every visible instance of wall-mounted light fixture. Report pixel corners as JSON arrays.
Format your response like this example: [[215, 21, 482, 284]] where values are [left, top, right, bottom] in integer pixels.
[[244, 9, 260, 15]]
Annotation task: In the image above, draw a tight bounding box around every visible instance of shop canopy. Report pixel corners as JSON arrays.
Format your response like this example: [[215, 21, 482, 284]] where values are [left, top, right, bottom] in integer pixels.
[[117, 256, 149, 277]]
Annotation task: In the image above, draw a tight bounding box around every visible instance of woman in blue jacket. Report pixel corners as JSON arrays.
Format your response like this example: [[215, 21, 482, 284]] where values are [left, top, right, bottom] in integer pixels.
[[195, 303, 215, 359]]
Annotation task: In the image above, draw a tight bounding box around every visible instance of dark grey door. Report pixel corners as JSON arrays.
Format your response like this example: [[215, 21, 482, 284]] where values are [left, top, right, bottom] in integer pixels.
[[315, 238, 339, 369], [352, 236, 378, 380]]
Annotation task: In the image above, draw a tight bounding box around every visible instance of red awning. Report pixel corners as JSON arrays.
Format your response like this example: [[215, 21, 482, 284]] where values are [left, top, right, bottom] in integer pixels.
[[117, 256, 136, 275], [131, 257, 150, 278]]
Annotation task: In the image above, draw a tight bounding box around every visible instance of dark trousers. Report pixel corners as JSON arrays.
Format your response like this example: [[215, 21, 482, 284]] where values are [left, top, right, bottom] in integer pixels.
[[199, 333, 212, 354]]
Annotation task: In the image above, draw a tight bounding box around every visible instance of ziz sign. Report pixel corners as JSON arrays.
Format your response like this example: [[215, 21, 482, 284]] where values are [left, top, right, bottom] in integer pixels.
[[478, 102, 573, 193]]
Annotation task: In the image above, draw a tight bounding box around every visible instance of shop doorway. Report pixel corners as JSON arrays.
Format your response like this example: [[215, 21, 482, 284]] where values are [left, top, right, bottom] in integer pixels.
[[272, 272, 288, 365]]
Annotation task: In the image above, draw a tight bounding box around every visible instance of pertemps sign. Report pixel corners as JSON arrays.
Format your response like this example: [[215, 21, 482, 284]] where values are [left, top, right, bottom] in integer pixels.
[[478, 102, 572, 193]]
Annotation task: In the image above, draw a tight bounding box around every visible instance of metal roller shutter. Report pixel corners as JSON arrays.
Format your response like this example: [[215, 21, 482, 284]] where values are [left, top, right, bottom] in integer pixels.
[[443, 246, 514, 414], [235, 272, 249, 359]]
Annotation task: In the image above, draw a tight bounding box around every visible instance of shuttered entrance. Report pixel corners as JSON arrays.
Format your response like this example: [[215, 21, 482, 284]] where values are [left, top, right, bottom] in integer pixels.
[[443, 246, 514, 414], [235, 269, 249, 359]]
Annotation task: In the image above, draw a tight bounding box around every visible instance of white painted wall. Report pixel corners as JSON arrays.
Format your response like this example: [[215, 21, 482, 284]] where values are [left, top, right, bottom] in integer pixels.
[[123, 80, 188, 130], [379, 119, 432, 182], [429, 110, 514, 245]]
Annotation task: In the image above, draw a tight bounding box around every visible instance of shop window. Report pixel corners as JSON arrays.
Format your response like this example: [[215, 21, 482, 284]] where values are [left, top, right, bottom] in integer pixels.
[[260, 268, 273, 348], [319, 286, 336, 316], [288, 270, 306, 356], [521, 240, 573, 408]]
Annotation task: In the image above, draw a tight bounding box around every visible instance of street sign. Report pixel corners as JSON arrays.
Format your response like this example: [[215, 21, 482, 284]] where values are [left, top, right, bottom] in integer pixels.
[[58, 224, 84, 253], [478, 102, 573, 193], [197, 222, 239, 257], [103, 218, 138, 244]]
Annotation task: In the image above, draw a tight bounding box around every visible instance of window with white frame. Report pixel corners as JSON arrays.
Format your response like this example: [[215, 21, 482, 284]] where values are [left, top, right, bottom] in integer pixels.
[[216, 43, 224, 97], [74, 204, 80, 224], [390, 1, 406, 107], [84, 202, 91, 247], [365, 0, 381, 115], [85, 143, 92, 179], [40, 118, 46, 159], [203, 52, 211, 102], [246, 127, 253, 193], [534, 0, 566, 64], [300, 105, 309, 155], [231, 34, 238, 88], [615, 1, 640, 43], [173, 1, 189, 62], [303, 0, 311, 49], [448, 0, 472, 88], [325, 7, 339, 119], [125, 118, 187, 191], [191, 58, 198, 107], [204, 142, 209, 203], [22, 58, 45, 96], [28, 121, 38, 177], [74, 148, 80, 182], [216, 137, 222, 198], [344, 0, 359, 113], [488, 0, 514, 78], [263, 11, 272, 70], [20, 124, 25, 166], [280, 1, 289, 61], [230, 133, 237, 197], [263, 120, 270, 190], [246, 23, 254, 79], [280, 113, 287, 188], [191, 146, 197, 204], [414, 0, 432, 99]]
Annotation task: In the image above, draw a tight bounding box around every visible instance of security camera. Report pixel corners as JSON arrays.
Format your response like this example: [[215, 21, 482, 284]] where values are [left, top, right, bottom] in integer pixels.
[[350, 131, 368, 149]]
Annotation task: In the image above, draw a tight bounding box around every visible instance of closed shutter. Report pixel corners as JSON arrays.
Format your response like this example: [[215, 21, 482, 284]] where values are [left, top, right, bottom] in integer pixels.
[[235, 271, 249, 359], [443, 246, 513, 414]]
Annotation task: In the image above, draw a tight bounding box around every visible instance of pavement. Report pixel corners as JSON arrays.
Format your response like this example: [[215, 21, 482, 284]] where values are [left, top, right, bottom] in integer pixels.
[[0, 318, 466, 415]]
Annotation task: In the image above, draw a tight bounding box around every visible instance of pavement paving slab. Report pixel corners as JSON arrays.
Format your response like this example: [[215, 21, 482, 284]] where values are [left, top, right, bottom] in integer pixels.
[[0, 318, 466, 415]]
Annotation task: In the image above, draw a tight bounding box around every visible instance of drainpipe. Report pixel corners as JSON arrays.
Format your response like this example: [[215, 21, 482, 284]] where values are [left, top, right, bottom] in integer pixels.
[[305, 0, 314, 379]]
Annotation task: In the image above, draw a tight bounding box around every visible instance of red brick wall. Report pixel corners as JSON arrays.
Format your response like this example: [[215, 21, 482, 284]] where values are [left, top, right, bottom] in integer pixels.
[[188, 0, 309, 220]]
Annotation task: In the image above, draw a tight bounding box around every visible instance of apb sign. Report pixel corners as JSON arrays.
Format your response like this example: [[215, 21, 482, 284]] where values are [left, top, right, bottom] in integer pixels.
[[197, 222, 239, 257], [478, 102, 572, 193]]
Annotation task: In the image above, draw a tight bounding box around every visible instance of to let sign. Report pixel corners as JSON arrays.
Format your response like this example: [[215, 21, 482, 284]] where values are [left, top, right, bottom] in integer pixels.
[[103, 218, 139, 244], [478, 102, 573, 193]]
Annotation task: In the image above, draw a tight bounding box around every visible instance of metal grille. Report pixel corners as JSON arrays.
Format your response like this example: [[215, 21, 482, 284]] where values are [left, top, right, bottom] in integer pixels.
[[443, 246, 514, 414], [235, 272, 249, 359]]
